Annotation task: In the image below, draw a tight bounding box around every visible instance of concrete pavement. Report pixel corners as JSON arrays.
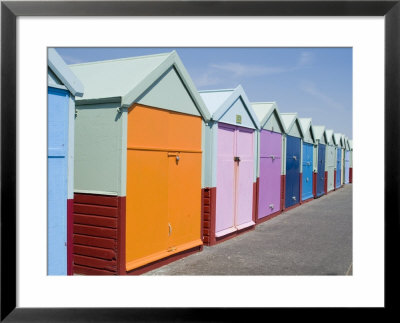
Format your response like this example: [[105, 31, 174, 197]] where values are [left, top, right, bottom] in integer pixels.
[[144, 184, 352, 275]]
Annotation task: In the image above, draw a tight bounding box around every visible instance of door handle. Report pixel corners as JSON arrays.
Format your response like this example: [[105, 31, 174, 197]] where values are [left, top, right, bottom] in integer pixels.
[[234, 156, 241, 162], [293, 156, 297, 160], [168, 223, 172, 236]]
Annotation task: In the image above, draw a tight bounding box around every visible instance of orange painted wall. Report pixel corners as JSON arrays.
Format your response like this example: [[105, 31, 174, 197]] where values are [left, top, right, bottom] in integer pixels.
[[125, 104, 203, 271]]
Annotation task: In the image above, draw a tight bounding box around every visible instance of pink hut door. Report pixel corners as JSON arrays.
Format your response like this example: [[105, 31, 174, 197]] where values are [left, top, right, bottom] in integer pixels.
[[258, 130, 281, 219], [235, 128, 254, 228], [216, 125, 236, 234]]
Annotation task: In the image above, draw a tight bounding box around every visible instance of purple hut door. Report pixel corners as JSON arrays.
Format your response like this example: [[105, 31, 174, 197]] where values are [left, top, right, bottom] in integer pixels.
[[258, 130, 282, 219], [235, 128, 254, 228], [216, 124, 235, 235]]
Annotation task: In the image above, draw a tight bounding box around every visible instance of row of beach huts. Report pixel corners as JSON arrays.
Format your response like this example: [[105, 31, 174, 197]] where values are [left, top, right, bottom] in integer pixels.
[[48, 49, 353, 275]]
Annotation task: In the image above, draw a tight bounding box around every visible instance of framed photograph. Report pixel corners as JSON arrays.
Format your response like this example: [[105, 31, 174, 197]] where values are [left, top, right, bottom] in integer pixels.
[[1, 0, 398, 321]]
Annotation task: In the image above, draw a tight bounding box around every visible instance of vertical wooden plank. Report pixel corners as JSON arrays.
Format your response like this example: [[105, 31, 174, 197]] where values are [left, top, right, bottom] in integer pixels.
[[215, 124, 235, 233], [48, 87, 69, 276]]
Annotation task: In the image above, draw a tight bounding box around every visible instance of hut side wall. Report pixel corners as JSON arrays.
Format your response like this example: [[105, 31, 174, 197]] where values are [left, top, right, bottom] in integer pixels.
[[74, 102, 124, 196]]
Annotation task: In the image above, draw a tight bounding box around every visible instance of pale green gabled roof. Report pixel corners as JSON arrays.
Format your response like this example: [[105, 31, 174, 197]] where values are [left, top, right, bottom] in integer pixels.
[[280, 113, 304, 137], [325, 129, 334, 145], [340, 134, 347, 148], [312, 125, 325, 140], [48, 48, 84, 97], [299, 118, 315, 143], [70, 51, 211, 120], [199, 85, 260, 129], [251, 102, 286, 133], [343, 136, 350, 150], [333, 133, 344, 147]]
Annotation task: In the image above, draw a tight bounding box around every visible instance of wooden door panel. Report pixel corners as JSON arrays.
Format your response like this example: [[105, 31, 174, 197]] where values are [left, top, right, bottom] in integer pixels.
[[125, 150, 168, 270], [216, 125, 235, 234], [235, 128, 254, 226], [167, 152, 202, 249]]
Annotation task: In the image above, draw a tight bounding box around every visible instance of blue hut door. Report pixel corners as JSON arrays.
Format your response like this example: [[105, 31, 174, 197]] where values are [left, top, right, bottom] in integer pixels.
[[285, 136, 301, 208], [316, 144, 326, 197], [302, 142, 313, 201], [336, 148, 341, 188], [48, 87, 69, 275]]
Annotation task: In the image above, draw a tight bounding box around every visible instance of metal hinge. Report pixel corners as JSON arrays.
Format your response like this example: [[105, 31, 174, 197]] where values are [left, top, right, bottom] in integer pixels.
[[168, 153, 180, 162]]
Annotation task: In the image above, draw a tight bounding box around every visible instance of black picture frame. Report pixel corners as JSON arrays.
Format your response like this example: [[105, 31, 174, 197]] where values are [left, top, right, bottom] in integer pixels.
[[1, 1, 399, 321]]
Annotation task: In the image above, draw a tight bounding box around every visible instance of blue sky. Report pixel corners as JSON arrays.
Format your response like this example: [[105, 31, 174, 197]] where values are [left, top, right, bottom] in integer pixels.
[[56, 47, 352, 138]]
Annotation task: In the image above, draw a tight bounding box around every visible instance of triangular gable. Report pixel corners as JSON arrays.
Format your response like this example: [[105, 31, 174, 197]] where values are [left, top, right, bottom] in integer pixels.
[[281, 113, 303, 138], [326, 130, 334, 145], [200, 85, 259, 130], [126, 51, 210, 120], [333, 133, 342, 147], [312, 125, 327, 145], [321, 130, 328, 144], [137, 66, 199, 116], [48, 48, 84, 97], [345, 138, 351, 150], [299, 118, 315, 144], [339, 135, 346, 148], [251, 102, 285, 133]]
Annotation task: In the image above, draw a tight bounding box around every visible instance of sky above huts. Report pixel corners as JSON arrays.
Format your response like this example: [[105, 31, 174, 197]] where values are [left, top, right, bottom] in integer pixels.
[[56, 47, 352, 138]]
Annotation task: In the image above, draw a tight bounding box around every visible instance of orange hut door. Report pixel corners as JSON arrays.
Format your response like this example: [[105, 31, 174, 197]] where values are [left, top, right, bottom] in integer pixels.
[[167, 151, 202, 253], [126, 104, 202, 272]]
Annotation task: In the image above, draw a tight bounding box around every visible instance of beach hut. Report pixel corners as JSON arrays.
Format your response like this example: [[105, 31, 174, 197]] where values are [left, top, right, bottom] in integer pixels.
[[325, 130, 336, 193], [199, 86, 259, 245], [334, 133, 343, 189], [312, 125, 328, 198], [48, 48, 84, 275], [349, 139, 353, 183], [70, 51, 211, 275], [252, 102, 286, 223], [344, 137, 350, 184], [340, 134, 346, 186], [299, 118, 315, 203], [281, 113, 304, 210]]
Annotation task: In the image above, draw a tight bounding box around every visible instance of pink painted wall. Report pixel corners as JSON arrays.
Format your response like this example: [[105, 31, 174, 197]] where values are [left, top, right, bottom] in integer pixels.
[[258, 130, 282, 219], [216, 123, 254, 235]]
